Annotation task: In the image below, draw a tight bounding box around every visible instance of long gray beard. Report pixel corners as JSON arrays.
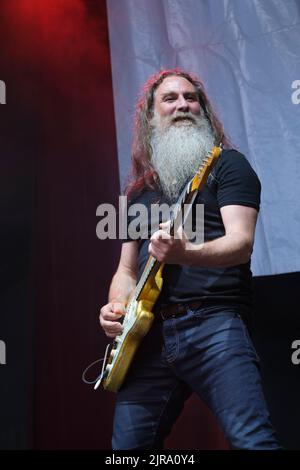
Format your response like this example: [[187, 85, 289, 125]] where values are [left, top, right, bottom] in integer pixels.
[[151, 113, 215, 202]]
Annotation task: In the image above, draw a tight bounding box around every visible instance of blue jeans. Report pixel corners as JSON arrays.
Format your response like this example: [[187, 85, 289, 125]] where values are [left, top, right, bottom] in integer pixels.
[[112, 305, 281, 450]]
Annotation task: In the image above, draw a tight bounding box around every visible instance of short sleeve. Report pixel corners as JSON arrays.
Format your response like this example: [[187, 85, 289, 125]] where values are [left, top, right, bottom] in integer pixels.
[[215, 150, 261, 211]]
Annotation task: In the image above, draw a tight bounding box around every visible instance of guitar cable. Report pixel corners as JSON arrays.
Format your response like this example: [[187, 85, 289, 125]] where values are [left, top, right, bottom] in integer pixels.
[[81, 343, 111, 390]]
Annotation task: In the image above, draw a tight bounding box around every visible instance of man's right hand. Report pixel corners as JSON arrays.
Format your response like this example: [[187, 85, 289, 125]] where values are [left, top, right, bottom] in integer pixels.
[[99, 302, 126, 338]]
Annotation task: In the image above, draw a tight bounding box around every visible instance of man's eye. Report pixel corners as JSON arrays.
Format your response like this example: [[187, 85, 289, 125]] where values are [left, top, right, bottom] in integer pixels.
[[165, 97, 175, 102]]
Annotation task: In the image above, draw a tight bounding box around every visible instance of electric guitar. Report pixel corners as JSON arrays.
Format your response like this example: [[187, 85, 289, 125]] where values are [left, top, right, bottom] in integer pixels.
[[100, 145, 222, 392]]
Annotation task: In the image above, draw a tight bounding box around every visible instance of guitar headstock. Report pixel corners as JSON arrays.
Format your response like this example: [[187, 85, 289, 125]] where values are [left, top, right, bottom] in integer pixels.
[[190, 144, 222, 192]]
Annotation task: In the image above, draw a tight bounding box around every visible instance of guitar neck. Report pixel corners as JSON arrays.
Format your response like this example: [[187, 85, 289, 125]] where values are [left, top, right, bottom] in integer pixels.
[[135, 256, 161, 301]]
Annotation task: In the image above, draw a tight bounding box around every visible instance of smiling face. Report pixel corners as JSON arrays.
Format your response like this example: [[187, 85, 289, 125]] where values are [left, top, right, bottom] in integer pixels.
[[150, 75, 215, 202], [153, 75, 202, 126]]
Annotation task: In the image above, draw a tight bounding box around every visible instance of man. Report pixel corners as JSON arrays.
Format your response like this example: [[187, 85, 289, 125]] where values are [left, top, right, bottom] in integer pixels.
[[99, 69, 281, 450]]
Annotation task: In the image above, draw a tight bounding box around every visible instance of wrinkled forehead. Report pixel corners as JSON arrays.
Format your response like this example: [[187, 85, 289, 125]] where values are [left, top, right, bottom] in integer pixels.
[[155, 76, 197, 98]]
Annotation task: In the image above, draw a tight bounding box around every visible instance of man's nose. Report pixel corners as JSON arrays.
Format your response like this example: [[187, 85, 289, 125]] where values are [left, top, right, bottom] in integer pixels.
[[176, 96, 189, 112]]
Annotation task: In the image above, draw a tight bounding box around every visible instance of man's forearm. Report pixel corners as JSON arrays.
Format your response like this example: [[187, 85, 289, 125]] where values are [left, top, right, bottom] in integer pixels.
[[184, 232, 253, 268], [108, 269, 137, 304]]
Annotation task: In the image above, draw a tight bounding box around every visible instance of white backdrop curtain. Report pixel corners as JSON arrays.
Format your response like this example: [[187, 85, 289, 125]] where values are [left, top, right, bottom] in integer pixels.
[[106, 0, 300, 276]]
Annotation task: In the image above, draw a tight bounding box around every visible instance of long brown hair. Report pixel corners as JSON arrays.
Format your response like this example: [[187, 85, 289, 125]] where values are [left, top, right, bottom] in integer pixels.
[[125, 68, 231, 198]]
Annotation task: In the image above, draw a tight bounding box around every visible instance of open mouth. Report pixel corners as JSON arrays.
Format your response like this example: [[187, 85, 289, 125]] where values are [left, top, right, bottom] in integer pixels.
[[173, 116, 195, 124]]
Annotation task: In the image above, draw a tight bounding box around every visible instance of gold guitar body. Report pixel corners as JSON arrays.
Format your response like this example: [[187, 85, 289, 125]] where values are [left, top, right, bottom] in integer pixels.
[[103, 263, 164, 392]]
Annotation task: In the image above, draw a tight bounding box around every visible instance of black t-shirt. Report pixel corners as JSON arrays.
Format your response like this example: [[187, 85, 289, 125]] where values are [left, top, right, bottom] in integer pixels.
[[123, 149, 261, 309]]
